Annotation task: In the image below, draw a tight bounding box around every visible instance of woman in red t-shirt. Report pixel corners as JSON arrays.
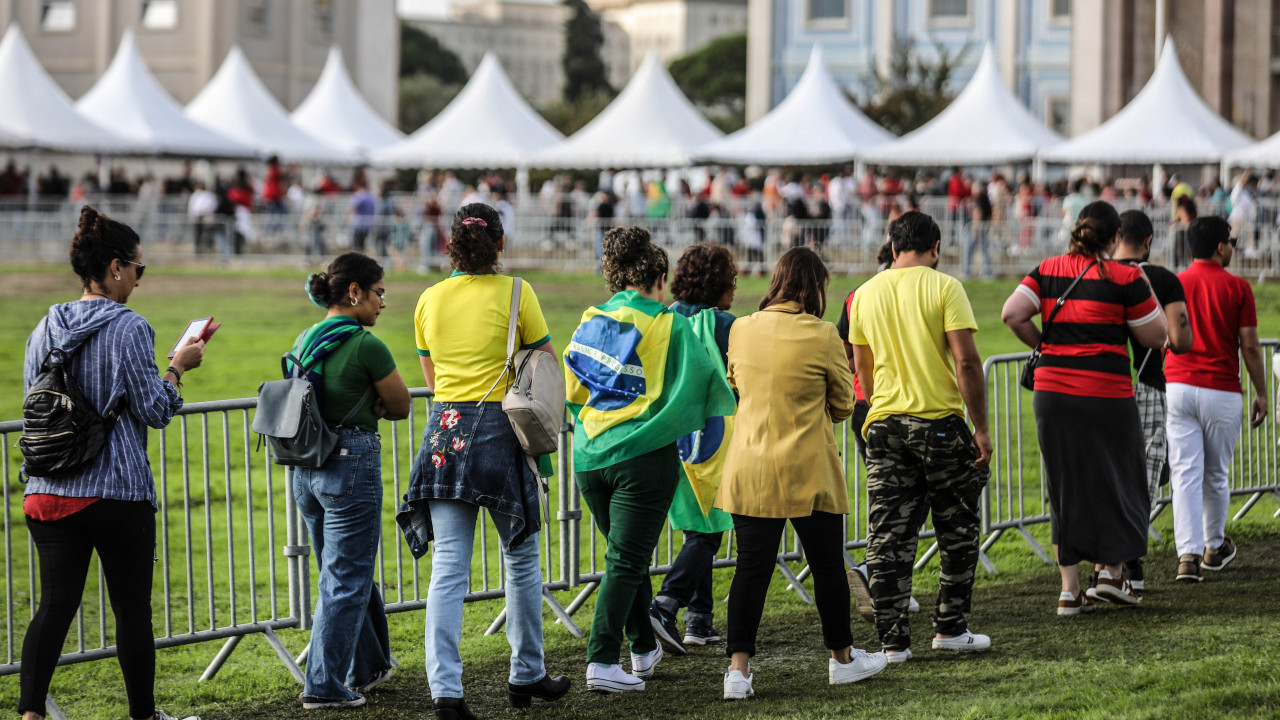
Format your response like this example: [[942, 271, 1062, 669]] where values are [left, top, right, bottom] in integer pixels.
[[1001, 201, 1168, 616]]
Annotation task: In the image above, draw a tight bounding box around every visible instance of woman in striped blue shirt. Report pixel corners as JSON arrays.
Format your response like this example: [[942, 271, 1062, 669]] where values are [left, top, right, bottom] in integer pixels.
[[19, 207, 206, 720]]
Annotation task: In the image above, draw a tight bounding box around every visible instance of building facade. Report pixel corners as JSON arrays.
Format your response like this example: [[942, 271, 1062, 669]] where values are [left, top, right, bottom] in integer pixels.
[[1070, 0, 1279, 139], [0, 0, 398, 122], [590, 0, 748, 83], [408, 0, 630, 105], [747, 0, 1071, 133]]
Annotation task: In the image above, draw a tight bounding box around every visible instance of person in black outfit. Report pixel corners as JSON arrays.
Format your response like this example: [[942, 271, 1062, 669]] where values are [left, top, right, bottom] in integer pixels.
[[1092, 210, 1194, 597]]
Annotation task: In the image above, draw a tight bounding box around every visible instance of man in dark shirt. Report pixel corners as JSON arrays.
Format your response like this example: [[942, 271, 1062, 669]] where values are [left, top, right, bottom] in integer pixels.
[[1102, 210, 1194, 596]]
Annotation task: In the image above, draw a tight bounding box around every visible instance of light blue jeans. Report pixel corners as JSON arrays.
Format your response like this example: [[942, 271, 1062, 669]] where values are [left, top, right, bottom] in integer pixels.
[[426, 499, 545, 698], [294, 428, 392, 701]]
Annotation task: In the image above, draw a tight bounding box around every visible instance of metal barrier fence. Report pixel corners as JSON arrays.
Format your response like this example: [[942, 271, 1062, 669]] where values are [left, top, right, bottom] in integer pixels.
[[2, 345, 1277, 716], [4, 199, 1280, 280]]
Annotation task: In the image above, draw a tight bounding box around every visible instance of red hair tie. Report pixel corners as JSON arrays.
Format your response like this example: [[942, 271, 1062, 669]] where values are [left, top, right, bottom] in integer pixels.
[[461, 217, 488, 227]]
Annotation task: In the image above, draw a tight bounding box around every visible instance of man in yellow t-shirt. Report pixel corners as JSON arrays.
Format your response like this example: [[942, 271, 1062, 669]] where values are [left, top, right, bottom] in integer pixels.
[[847, 210, 993, 662]]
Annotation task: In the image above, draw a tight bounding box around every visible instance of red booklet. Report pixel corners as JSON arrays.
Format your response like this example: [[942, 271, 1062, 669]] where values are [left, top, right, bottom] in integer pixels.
[[168, 317, 220, 358]]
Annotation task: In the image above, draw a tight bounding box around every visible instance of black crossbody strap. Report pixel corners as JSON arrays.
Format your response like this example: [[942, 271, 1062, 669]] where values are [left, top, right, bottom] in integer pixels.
[[1031, 259, 1097, 353]]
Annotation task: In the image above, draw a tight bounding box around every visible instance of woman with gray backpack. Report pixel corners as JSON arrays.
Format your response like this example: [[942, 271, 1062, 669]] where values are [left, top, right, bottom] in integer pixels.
[[18, 206, 205, 720], [291, 253, 410, 709], [397, 203, 570, 720]]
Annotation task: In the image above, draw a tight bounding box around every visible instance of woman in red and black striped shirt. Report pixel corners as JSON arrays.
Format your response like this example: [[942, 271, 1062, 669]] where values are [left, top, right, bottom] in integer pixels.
[[1001, 201, 1168, 616]]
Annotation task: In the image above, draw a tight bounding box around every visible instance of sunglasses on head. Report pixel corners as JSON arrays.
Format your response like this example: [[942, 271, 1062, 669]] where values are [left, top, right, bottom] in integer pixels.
[[119, 258, 145, 279]]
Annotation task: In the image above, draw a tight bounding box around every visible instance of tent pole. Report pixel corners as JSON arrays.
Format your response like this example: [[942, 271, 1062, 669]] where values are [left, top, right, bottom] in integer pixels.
[[1152, 162, 1163, 198], [516, 165, 531, 212], [1031, 157, 1045, 184]]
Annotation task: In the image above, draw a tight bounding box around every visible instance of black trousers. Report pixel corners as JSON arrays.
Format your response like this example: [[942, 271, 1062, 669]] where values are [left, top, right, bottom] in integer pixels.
[[655, 529, 724, 620], [19, 500, 156, 719], [725, 511, 853, 658]]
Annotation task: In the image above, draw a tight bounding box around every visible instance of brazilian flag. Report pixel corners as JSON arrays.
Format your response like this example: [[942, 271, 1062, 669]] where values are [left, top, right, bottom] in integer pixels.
[[667, 309, 735, 533], [564, 291, 736, 473]]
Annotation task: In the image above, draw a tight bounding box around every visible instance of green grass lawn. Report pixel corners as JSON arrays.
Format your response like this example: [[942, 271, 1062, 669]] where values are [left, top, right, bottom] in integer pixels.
[[0, 265, 1278, 719]]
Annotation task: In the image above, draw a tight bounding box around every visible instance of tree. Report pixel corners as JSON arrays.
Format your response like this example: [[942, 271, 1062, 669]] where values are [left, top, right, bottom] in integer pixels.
[[399, 73, 462, 132], [562, 0, 612, 102], [669, 34, 746, 132], [857, 38, 967, 136], [400, 22, 467, 84]]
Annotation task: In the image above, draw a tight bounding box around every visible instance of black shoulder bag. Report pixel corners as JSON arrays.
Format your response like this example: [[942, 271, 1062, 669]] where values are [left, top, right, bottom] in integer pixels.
[[1020, 260, 1097, 391]]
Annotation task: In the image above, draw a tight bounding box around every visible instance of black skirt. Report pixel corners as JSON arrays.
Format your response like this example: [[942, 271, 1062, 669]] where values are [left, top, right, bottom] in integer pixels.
[[1033, 390, 1149, 566]]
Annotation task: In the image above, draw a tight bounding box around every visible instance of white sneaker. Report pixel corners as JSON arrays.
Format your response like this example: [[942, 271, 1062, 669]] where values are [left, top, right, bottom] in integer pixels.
[[586, 663, 645, 693], [723, 667, 754, 700], [354, 666, 393, 693], [885, 648, 912, 664], [828, 649, 888, 684], [154, 712, 199, 720], [931, 630, 992, 652], [630, 644, 663, 678]]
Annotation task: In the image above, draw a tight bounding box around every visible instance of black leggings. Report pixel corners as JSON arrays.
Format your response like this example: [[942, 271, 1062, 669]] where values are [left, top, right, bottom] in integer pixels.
[[19, 500, 156, 719], [725, 511, 853, 658]]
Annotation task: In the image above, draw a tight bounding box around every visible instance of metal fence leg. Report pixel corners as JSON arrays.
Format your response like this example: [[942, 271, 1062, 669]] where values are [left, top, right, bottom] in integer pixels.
[[977, 549, 997, 575], [777, 559, 814, 605], [912, 541, 940, 571], [794, 565, 812, 583], [295, 641, 310, 668], [543, 588, 584, 638], [1232, 491, 1265, 522], [1015, 524, 1055, 565], [979, 527, 1006, 555], [1148, 524, 1164, 543], [199, 635, 243, 682], [842, 550, 861, 570], [261, 626, 306, 684], [45, 695, 68, 720], [563, 581, 600, 619], [485, 607, 508, 637]]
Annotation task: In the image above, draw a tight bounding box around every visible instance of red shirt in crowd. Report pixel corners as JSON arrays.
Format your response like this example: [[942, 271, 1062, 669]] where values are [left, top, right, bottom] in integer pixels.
[[1016, 254, 1160, 399], [1164, 259, 1257, 394], [262, 164, 284, 203]]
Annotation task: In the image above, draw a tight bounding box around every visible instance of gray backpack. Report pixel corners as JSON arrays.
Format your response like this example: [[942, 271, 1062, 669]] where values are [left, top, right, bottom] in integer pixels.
[[253, 353, 371, 468]]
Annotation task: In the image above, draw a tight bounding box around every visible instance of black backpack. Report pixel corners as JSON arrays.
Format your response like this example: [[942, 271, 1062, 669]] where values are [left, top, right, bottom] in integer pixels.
[[19, 330, 117, 478]]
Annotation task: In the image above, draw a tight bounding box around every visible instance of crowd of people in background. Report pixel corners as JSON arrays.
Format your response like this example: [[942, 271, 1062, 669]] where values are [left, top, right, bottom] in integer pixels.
[[5, 156, 1280, 279]]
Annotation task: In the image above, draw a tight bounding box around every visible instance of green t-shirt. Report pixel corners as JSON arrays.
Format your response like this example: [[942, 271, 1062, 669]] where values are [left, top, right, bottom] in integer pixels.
[[317, 330, 397, 432]]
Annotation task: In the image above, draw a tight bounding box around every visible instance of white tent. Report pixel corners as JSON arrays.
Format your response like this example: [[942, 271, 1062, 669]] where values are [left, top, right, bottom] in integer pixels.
[[0, 24, 141, 154], [527, 53, 723, 169], [1224, 130, 1280, 170], [1042, 40, 1253, 165], [185, 46, 358, 165], [76, 30, 253, 158], [695, 46, 892, 165], [291, 46, 404, 159], [373, 53, 561, 168], [860, 44, 1061, 167]]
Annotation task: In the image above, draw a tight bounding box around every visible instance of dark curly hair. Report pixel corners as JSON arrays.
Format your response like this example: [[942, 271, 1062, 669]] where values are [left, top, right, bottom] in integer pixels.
[[602, 226, 668, 293], [670, 244, 737, 307], [447, 202, 503, 274], [69, 205, 140, 289], [759, 246, 829, 318], [307, 252, 384, 308]]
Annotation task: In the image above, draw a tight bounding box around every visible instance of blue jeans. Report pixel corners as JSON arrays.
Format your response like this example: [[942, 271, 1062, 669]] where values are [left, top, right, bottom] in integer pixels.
[[426, 499, 545, 698], [294, 428, 391, 701], [655, 530, 723, 622]]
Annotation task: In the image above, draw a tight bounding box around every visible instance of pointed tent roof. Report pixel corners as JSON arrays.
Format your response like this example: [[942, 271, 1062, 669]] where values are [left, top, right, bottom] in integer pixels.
[[527, 53, 724, 169], [185, 46, 358, 165], [373, 53, 560, 168], [1044, 40, 1253, 165], [861, 45, 1061, 166], [0, 124, 28, 150], [0, 24, 141, 154], [1224, 129, 1280, 169], [76, 30, 253, 158], [291, 46, 404, 158], [695, 46, 893, 165]]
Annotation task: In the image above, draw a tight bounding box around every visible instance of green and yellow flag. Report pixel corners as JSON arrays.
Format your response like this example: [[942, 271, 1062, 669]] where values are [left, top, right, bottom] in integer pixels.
[[564, 292, 735, 473], [668, 308, 735, 533]]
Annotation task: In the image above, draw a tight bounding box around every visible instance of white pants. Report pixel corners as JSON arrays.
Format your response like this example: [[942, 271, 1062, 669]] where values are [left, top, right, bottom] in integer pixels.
[[1166, 383, 1243, 557]]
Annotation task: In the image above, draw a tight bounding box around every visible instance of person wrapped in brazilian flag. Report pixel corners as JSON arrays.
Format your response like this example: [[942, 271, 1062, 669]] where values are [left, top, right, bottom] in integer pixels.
[[566, 228, 736, 694]]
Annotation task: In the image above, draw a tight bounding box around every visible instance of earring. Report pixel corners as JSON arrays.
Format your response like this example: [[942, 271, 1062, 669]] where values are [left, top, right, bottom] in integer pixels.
[[351, 297, 358, 306], [115, 275, 121, 281]]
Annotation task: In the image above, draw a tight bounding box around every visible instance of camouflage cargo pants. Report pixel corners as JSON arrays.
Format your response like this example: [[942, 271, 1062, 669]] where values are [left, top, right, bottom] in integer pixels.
[[865, 414, 988, 651]]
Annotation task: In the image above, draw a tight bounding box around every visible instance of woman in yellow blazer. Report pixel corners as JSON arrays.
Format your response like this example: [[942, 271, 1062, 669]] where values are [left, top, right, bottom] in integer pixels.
[[717, 247, 886, 701]]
